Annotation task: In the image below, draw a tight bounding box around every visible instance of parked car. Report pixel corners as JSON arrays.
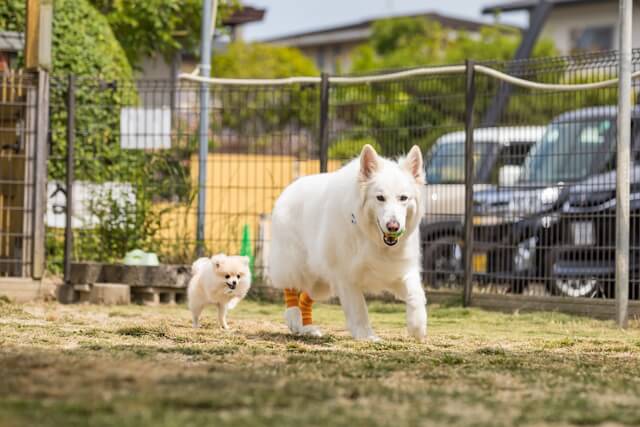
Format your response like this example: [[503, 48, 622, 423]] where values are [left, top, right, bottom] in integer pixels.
[[420, 126, 544, 286], [471, 106, 640, 296], [538, 166, 640, 298]]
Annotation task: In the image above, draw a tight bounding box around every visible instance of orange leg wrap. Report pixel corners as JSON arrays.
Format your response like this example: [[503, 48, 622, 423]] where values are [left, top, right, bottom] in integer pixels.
[[299, 292, 314, 326], [284, 288, 299, 308]]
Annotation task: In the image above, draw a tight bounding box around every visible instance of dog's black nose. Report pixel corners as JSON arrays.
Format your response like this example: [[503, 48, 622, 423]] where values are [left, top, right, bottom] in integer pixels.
[[386, 220, 400, 233], [232, 280, 237, 285]]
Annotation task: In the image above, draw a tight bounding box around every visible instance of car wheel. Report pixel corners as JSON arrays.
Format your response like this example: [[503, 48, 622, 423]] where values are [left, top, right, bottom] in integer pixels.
[[545, 253, 606, 298], [423, 237, 462, 288], [550, 277, 602, 298]]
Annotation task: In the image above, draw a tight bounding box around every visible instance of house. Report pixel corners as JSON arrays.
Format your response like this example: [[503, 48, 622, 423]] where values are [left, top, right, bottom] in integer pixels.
[[263, 12, 519, 74], [0, 31, 24, 71], [482, 0, 640, 55]]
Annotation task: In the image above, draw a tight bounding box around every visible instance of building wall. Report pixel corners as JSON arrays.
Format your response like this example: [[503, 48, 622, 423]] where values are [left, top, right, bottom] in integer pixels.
[[299, 41, 361, 74], [541, 2, 640, 54], [156, 153, 343, 257]]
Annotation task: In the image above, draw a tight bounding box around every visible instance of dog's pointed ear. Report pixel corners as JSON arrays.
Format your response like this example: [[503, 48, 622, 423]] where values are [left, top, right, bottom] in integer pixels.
[[210, 253, 225, 269], [402, 145, 425, 184], [359, 144, 379, 182]]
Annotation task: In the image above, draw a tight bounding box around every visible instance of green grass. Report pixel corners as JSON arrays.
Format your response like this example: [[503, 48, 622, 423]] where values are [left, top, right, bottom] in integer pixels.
[[1, 298, 640, 426]]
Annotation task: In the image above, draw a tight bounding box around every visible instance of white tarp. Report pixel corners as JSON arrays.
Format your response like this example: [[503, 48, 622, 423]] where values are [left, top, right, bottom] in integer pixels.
[[120, 107, 171, 149], [46, 181, 135, 229]]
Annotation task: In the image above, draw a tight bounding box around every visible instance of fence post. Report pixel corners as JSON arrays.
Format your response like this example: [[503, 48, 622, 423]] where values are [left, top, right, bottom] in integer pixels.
[[463, 60, 476, 307], [63, 74, 75, 286], [318, 72, 330, 173], [616, 0, 632, 328], [31, 70, 49, 279], [196, 0, 216, 257]]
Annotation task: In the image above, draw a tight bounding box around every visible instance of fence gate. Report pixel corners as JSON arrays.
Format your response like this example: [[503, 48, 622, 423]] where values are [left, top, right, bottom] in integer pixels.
[[0, 71, 37, 277]]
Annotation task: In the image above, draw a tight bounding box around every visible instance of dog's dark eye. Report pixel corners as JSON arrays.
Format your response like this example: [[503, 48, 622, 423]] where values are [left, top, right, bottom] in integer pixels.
[[376, 195, 385, 202], [225, 274, 230, 279], [399, 195, 408, 202], [237, 274, 240, 279]]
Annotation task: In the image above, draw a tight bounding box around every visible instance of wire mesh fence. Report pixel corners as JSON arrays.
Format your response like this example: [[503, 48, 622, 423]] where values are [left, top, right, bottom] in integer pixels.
[[470, 51, 639, 301], [44, 49, 640, 309], [0, 71, 37, 277]]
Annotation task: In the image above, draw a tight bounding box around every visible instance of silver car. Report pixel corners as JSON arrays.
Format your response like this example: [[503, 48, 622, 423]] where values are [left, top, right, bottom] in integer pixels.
[[421, 126, 545, 287]]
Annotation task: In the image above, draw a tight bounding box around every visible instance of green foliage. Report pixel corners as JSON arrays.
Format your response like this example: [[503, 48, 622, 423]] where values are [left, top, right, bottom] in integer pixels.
[[352, 19, 557, 71], [0, 0, 133, 77], [79, 188, 166, 263], [0, 0, 139, 181], [0, 1, 24, 33], [88, 0, 239, 67], [328, 137, 381, 160], [211, 42, 320, 134], [212, 42, 318, 79]]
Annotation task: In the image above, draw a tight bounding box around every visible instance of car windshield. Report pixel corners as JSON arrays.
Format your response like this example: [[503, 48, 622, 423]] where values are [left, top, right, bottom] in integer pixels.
[[426, 141, 493, 184], [519, 118, 615, 184]]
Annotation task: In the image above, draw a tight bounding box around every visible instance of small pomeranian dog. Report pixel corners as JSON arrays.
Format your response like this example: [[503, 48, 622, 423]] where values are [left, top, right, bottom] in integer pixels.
[[187, 253, 251, 329]]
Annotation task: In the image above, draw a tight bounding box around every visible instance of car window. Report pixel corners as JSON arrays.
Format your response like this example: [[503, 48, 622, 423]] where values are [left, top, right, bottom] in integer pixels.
[[425, 141, 493, 184], [520, 119, 615, 184], [487, 142, 535, 184]]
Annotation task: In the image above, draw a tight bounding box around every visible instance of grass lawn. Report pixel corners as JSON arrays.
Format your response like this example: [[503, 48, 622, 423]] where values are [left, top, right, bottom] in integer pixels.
[[1, 296, 640, 427]]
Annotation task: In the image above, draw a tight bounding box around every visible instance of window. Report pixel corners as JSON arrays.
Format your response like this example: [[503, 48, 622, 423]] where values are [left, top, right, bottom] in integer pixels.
[[570, 26, 614, 54], [315, 47, 325, 71], [332, 46, 342, 74]]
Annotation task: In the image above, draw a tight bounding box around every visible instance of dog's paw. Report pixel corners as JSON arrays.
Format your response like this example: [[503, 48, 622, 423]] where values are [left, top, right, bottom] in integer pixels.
[[407, 323, 427, 341], [354, 334, 381, 342], [351, 327, 381, 342], [284, 307, 303, 334], [406, 304, 427, 341], [299, 325, 323, 337]]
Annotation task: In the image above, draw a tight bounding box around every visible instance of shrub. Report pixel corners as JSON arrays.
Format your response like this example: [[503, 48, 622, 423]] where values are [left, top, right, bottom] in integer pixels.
[[328, 138, 381, 160]]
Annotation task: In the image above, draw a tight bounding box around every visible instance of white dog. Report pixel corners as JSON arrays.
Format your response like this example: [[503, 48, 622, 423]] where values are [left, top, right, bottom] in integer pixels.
[[268, 144, 427, 341], [187, 254, 251, 329]]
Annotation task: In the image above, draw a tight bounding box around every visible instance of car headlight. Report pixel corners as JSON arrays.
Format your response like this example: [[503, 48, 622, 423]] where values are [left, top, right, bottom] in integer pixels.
[[514, 237, 537, 272], [509, 188, 560, 215], [540, 187, 560, 205]]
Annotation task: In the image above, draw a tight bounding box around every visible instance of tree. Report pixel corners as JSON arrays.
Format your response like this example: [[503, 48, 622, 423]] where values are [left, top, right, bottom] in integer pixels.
[[351, 18, 557, 72], [212, 42, 318, 79], [88, 0, 239, 68], [211, 42, 320, 140]]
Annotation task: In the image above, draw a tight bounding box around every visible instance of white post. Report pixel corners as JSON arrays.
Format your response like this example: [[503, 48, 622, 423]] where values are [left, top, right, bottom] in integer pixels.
[[616, 0, 632, 328], [196, 0, 218, 256]]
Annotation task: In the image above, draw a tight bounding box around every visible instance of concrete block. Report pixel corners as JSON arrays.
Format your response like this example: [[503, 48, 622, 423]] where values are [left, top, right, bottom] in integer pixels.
[[131, 286, 186, 305], [89, 283, 130, 305], [69, 262, 103, 285], [56, 284, 77, 304], [101, 264, 125, 284], [120, 265, 150, 287], [0, 278, 50, 303], [148, 264, 190, 288]]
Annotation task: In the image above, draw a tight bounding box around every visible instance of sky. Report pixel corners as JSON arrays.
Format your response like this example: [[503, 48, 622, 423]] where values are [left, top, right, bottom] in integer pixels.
[[242, 0, 529, 41]]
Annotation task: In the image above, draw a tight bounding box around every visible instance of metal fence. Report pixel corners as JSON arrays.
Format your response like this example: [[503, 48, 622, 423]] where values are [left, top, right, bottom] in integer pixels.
[[46, 49, 640, 315], [0, 71, 38, 277]]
